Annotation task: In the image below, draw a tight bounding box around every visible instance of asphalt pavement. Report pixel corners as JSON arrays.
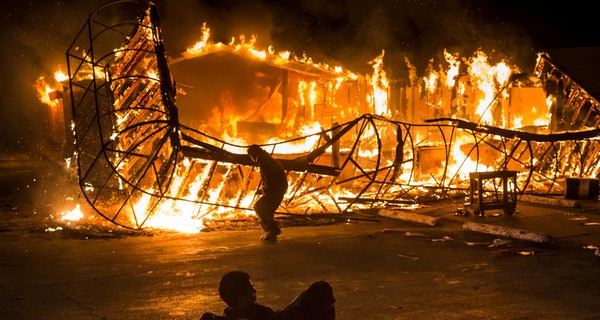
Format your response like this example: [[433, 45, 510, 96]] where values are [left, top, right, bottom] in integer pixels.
[[1, 148, 600, 319]]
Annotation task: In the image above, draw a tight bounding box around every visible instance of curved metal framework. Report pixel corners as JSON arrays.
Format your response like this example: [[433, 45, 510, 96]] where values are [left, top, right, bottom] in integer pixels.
[[66, 1, 600, 230]]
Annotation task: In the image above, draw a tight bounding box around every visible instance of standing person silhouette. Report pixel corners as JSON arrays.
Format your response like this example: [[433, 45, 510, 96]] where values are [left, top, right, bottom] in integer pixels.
[[247, 145, 288, 241]]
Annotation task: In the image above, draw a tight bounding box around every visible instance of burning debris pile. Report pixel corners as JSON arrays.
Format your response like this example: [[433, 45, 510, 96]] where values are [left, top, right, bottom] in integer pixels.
[[37, 1, 600, 233]]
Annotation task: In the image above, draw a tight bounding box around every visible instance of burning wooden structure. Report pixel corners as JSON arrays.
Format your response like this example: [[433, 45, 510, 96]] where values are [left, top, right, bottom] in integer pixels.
[[53, 1, 600, 231]]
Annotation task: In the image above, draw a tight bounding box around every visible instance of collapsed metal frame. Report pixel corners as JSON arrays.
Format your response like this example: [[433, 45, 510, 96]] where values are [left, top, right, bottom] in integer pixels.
[[534, 52, 600, 131], [67, 1, 600, 230]]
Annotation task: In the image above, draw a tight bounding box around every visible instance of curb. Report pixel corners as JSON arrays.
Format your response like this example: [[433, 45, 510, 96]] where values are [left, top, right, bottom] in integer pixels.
[[463, 221, 552, 243], [379, 209, 440, 226]]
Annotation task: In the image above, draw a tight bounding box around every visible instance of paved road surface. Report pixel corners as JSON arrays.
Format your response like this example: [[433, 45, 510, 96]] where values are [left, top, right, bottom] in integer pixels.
[[1, 150, 599, 319]]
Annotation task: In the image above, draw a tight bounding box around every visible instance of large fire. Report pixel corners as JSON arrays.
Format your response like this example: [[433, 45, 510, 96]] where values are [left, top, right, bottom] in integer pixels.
[[36, 1, 599, 234]]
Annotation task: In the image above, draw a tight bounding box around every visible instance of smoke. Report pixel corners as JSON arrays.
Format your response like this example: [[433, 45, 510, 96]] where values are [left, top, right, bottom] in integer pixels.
[[155, 0, 538, 77], [1, 0, 594, 152], [156, 0, 536, 72], [0, 1, 108, 150], [156, 0, 276, 57]]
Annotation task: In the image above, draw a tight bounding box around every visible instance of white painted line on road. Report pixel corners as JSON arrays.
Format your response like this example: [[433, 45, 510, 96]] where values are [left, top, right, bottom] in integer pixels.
[[463, 221, 552, 243], [379, 209, 440, 226]]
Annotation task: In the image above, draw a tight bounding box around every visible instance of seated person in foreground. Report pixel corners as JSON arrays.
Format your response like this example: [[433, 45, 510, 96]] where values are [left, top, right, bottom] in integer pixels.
[[200, 270, 335, 320]]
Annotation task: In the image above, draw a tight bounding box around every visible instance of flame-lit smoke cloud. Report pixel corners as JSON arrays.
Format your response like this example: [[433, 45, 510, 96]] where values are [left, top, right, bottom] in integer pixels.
[[0, 1, 107, 150], [0, 0, 596, 151]]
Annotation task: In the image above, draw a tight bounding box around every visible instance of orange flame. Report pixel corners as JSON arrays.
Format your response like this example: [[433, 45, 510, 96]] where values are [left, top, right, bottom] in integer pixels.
[[368, 50, 389, 116], [42, 16, 547, 233], [35, 77, 59, 108]]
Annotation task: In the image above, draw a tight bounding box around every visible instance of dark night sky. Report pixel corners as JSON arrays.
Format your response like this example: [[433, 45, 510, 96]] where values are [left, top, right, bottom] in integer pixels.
[[0, 0, 598, 151]]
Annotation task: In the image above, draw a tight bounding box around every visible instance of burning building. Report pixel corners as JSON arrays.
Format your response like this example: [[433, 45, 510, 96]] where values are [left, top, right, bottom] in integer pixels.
[[37, 1, 600, 232], [167, 25, 365, 143]]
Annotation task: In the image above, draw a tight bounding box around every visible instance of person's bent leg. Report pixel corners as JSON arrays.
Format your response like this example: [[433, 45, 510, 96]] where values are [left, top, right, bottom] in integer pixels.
[[264, 193, 284, 236], [200, 312, 226, 320], [280, 281, 335, 320], [254, 196, 281, 239], [254, 196, 272, 233]]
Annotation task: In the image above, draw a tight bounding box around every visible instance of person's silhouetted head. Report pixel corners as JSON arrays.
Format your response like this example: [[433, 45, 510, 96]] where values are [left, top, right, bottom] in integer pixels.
[[247, 144, 263, 163], [218, 271, 256, 308]]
